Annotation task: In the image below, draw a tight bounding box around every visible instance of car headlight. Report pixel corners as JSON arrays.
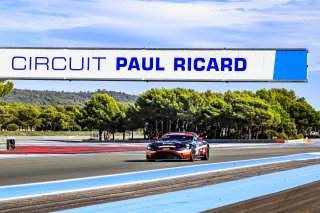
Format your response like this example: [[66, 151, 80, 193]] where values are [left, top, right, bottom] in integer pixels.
[[147, 145, 156, 151], [176, 144, 191, 151], [185, 144, 192, 149]]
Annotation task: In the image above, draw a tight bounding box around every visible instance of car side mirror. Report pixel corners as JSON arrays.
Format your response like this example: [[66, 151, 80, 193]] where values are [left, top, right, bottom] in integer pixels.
[[153, 136, 159, 141], [197, 136, 203, 140]]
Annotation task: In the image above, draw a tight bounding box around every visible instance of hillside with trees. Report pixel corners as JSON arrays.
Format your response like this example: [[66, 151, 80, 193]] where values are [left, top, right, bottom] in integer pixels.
[[0, 88, 319, 140], [1, 89, 137, 105]]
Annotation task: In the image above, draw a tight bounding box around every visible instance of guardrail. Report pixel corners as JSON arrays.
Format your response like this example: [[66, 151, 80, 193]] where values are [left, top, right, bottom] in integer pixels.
[[82, 138, 285, 143], [205, 139, 284, 143], [287, 138, 313, 143]]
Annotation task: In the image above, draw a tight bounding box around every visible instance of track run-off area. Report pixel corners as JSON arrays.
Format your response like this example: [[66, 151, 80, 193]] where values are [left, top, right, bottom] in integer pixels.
[[0, 136, 320, 212]]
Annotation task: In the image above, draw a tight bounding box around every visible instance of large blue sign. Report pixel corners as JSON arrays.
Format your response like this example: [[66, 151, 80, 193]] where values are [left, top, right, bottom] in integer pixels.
[[0, 48, 308, 82]]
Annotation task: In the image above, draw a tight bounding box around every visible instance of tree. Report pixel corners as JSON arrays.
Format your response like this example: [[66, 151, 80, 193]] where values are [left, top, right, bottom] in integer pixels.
[[16, 104, 41, 131], [38, 105, 60, 131], [270, 88, 297, 111], [200, 91, 228, 138], [289, 100, 317, 134], [225, 91, 278, 139], [135, 88, 166, 138], [0, 81, 14, 97], [257, 89, 296, 139], [112, 102, 129, 140], [126, 104, 146, 139], [0, 86, 317, 141], [173, 88, 205, 132], [134, 88, 203, 138], [64, 105, 82, 131], [0, 105, 13, 130], [83, 94, 120, 140]]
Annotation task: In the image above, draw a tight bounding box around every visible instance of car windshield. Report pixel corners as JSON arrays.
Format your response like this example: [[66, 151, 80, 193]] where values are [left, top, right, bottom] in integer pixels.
[[159, 135, 193, 142]]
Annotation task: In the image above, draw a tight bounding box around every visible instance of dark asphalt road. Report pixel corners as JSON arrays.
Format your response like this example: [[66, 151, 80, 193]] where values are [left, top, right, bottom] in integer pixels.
[[1, 146, 320, 186], [2, 159, 319, 213]]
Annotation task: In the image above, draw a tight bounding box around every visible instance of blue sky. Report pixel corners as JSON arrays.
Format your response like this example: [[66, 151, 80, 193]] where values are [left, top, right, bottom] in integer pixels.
[[0, 0, 319, 109]]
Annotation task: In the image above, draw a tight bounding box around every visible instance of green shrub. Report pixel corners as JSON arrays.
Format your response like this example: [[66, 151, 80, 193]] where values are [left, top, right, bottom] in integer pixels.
[[296, 133, 304, 139], [6, 124, 19, 131]]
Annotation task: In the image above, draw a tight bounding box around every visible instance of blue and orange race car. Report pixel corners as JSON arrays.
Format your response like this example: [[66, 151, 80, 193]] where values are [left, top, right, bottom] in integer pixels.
[[146, 132, 210, 161]]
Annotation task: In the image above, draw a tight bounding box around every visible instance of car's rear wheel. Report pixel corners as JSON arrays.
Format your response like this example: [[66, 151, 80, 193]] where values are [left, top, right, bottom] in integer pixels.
[[189, 147, 196, 161], [201, 147, 210, 160]]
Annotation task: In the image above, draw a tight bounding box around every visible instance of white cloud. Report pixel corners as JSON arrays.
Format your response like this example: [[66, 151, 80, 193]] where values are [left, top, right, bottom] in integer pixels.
[[0, 0, 300, 31], [0, 0, 319, 70]]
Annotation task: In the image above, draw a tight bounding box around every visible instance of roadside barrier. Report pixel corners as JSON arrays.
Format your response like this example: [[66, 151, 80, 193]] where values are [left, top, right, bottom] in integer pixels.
[[82, 138, 285, 143], [275, 138, 285, 143], [0, 138, 15, 150], [305, 137, 311, 143], [205, 139, 281, 143]]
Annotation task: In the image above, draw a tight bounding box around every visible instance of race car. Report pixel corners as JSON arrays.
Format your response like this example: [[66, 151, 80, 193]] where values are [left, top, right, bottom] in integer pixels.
[[146, 132, 210, 161]]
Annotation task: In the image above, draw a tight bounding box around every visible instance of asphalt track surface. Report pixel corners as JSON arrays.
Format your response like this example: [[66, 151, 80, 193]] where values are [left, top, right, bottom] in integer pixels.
[[1, 156, 320, 212], [1, 145, 320, 186], [1, 137, 320, 212], [208, 181, 320, 213]]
